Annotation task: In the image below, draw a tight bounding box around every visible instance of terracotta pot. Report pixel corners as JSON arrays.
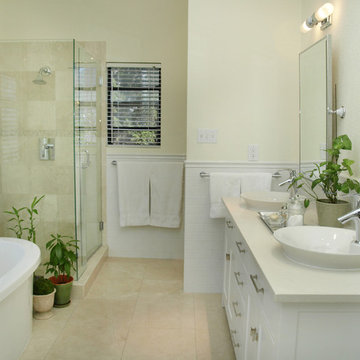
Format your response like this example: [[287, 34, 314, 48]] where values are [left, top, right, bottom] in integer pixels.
[[33, 289, 56, 319], [49, 276, 74, 307], [316, 199, 351, 227]]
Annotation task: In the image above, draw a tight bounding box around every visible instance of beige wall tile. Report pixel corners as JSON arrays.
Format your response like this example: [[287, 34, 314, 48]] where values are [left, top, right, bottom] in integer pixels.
[[57, 194, 75, 223], [25, 72, 55, 101], [0, 43, 26, 71], [55, 137, 73, 166], [24, 101, 56, 131], [1, 163, 30, 193], [50, 41, 73, 71], [55, 100, 73, 132], [55, 70, 72, 101]]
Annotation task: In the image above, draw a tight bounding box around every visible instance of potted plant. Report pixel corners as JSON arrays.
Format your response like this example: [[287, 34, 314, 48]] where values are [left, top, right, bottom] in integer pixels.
[[4, 195, 44, 243], [44, 234, 79, 307], [33, 276, 56, 319], [293, 134, 360, 227]]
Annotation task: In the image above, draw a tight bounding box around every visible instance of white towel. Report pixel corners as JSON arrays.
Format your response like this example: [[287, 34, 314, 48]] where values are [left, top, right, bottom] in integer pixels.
[[240, 172, 272, 193], [149, 162, 183, 228], [116, 161, 151, 227], [209, 173, 242, 218]]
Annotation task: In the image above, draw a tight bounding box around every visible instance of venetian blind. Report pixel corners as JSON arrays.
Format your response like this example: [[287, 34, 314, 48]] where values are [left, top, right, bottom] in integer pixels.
[[107, 63, 161, 146]]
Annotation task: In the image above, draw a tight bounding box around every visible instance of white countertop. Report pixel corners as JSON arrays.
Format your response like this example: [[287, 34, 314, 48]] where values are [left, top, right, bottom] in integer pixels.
[[223, 197, 360, 303]]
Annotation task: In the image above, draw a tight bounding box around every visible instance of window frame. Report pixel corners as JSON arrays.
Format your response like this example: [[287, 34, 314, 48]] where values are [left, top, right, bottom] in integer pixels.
[[107, 63, 161, 147]]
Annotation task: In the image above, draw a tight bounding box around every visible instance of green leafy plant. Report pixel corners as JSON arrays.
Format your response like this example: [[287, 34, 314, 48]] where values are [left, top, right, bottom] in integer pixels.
[[4, 205, 26, 238], [44, 234, 79, 282], [33, 276, 55, 295], [4, 195, 44, 243], [292, 135, 360, 206]]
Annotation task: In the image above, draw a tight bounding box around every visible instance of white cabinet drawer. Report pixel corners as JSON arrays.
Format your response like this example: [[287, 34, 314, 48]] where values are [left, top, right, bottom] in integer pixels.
[[242, 247, 280, 339], [246, 293, 277, 360], [229, 275, 248, 360], [230, 225, 280, 340]]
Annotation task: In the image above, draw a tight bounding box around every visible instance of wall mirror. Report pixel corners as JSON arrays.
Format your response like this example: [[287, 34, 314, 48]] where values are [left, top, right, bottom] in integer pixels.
[[299, 35, 333, 171]]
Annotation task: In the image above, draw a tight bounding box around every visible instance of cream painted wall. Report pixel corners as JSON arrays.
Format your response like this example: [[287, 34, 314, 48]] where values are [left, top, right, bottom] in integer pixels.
[[187, 0, 301, 162], [0, 0, 188, 156], [301, 0, 360, 176]]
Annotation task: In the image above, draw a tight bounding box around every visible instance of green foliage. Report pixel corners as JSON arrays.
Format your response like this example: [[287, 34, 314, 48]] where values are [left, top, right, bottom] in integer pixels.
[[33, 276, 55, 295], [291, 135, 360, 205], [44, 234, 79, 279], [3, 206, 26, 238], [4, 195, 44, 243], [131, 130, 157, 145]]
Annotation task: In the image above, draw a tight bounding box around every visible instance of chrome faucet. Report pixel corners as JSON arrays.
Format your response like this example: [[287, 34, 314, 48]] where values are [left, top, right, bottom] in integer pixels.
[[278, 169, 298, 196], [338, 208, 360, 244]]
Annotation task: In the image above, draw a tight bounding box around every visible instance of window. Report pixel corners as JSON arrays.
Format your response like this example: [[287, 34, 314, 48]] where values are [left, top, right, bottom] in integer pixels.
[[107, 63, 161, 146]]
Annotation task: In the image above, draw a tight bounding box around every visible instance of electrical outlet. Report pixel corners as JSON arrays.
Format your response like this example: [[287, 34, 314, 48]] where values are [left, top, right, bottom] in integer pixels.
[[248, 144, 259, 161], [197, 128, 218, 143]]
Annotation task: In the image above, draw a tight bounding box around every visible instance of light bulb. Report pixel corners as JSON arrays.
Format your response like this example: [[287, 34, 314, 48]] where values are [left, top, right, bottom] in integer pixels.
[[315, 3, 334, 21], [301, 21, 312, 33]]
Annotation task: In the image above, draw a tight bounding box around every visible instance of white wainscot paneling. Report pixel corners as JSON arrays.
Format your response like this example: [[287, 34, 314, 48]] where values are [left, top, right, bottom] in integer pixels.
[[106, 154, 185, 259], [183, 161, 297, 293]]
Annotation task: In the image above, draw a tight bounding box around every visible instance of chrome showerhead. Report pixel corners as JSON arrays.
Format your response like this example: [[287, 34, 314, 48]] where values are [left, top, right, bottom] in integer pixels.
[[32, 66, 52, 85]]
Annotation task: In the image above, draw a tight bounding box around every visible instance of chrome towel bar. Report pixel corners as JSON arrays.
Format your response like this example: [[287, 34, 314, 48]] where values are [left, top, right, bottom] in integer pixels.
[[199, 171, 284, 178]]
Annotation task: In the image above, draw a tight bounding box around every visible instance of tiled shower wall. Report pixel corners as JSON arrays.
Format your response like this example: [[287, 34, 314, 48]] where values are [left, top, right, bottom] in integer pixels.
[[0, 40, 75, 271]]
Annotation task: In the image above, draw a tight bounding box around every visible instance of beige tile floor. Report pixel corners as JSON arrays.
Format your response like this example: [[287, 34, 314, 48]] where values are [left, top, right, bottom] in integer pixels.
[[21, 258, 235, 360]]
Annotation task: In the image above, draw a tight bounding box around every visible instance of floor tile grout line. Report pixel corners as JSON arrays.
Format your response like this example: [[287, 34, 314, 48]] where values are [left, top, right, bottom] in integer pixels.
[[40, 300, 81, 360], [120, 260, 146, 360]]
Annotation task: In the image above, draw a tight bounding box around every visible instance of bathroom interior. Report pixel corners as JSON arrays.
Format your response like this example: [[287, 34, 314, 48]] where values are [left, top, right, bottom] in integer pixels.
[[1, 0, 360, 359]]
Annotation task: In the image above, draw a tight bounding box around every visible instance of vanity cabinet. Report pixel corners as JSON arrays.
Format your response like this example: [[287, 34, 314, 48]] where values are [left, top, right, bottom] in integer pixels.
[[224, 217, 277, 360], [222, 203, 360, 360]]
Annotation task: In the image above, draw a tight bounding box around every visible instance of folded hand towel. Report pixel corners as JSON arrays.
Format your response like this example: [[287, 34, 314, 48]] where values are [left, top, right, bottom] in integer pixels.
[[209, 173, 242, 218], [116, 161, 151, 227], [150, 162, 184, 228], [240, 172, 272, 193]]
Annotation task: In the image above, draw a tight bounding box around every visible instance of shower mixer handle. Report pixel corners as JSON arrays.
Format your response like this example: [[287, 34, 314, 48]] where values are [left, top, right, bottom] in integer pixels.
[[39, 137, 55, 160]]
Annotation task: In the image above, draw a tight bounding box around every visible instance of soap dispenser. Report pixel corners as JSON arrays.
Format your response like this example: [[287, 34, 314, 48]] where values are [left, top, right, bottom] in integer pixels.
[[286, 194, 305, 227]]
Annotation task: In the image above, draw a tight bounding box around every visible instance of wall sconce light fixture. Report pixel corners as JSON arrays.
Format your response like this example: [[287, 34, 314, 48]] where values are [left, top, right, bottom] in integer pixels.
[[301, 3, 334, 32]]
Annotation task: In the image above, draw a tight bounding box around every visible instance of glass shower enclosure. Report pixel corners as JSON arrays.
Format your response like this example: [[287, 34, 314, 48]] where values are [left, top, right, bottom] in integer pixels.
[[0, 39, 103, 279]]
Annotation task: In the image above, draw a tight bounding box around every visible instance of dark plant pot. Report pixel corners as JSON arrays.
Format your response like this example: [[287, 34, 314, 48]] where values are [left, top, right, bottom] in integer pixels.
[[316, 199, 351, 228], [49, 275, 73, 307]]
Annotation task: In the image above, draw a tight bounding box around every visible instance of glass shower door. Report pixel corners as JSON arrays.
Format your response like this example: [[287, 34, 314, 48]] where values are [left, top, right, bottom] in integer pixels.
[[74, 43, 102, 278]]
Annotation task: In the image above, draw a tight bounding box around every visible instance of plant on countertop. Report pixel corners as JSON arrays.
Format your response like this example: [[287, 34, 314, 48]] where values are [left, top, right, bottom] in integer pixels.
[[291, 134, 360, 207], [4, 195, 45, 243], [33, 276, 55, 295], [44, 233, 79, 283]]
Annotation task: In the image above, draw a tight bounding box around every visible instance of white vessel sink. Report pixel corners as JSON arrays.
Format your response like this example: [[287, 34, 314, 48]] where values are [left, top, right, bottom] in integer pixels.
[[241, 191, 289, 211], [273, 226, 360, 270]]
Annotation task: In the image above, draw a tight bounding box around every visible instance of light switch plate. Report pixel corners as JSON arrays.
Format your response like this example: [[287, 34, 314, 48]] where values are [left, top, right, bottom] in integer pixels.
[[197, 128, 218, 143]]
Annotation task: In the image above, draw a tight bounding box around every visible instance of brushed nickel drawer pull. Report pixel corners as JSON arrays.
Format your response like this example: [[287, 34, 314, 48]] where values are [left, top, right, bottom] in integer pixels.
[[230, 329, 240, 348], [234, 271, 244, 286], [236, 241, 246, 254], [226, 253, 230, 261], [250, 327, 259, 342], [232, 301, 242, 317], [250, 274, 264, 294], [226, 220, 234, 229]]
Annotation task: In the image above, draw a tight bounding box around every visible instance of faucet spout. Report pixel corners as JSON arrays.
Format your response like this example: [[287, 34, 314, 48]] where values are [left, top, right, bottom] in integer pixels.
[[338, 208, 360, 244], [278, 169, 297, 196]]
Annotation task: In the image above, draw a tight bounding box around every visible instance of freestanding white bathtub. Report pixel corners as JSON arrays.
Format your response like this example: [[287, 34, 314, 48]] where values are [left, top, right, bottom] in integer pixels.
[[0, 237, 40, 360]]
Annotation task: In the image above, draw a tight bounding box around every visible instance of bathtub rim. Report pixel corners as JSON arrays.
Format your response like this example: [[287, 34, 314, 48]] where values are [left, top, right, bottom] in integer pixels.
[[0, 237, 40, 302]]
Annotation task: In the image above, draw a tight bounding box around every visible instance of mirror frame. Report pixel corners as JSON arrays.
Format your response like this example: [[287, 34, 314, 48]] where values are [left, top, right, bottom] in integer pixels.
[[299, 34, 334, 171]]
